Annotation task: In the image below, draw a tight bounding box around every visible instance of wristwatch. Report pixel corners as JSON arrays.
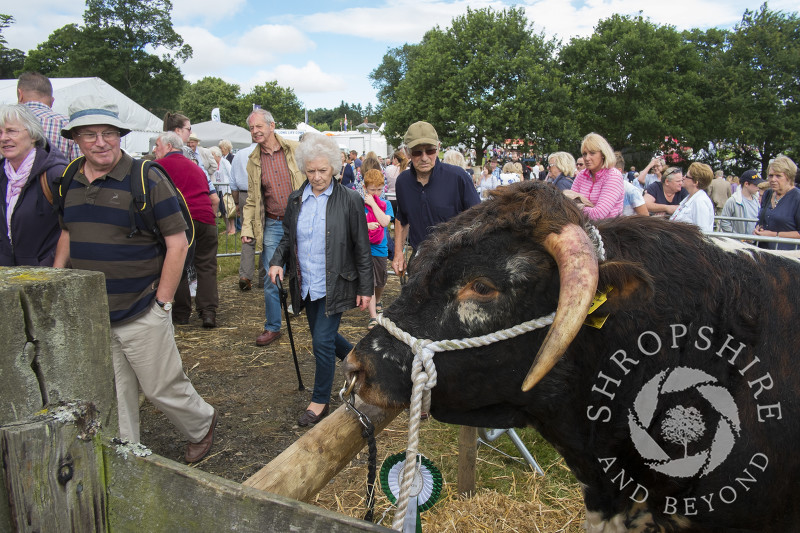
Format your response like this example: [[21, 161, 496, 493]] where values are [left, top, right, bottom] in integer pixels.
[[156, 299, 173, 311]]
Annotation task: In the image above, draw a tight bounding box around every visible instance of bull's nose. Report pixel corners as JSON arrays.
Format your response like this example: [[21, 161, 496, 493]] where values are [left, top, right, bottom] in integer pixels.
[[342, 350, 361, 377], [342, 351, 365, 392]]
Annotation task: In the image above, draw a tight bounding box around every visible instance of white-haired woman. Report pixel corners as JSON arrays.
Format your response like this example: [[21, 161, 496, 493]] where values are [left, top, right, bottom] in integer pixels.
[[566, 133, 624, 219], [268, 133, 373, 426], [0, 104, 68, 266], [547, 152, 576, 191]]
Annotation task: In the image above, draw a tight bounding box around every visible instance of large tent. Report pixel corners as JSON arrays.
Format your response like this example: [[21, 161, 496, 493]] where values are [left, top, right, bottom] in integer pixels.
[[0, 77, 162, 155], [191, 120, 252, 149]]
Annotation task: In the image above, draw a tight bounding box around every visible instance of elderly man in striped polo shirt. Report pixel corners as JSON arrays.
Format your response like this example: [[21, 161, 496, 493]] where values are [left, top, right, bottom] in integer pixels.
[[53, 95, 217, 464]]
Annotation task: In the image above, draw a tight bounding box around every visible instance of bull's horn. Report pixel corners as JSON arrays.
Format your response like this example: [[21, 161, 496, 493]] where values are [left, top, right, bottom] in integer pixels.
[[521, 223, 599, 392]]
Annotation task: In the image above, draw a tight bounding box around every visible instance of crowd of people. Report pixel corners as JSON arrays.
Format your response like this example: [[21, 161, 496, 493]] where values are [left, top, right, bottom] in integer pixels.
[[2, 70, 799, 462]]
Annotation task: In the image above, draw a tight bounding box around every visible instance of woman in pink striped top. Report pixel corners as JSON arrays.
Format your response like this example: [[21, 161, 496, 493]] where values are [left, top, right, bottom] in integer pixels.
[[566, 133, 624, 220]]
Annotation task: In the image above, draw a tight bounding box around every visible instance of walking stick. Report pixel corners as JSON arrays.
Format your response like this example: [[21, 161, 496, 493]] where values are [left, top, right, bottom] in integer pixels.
[[276, 279, 305, 391]]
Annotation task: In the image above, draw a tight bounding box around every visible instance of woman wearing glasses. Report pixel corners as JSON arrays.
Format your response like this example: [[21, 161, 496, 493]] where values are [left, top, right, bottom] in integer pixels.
[[669, 162, 715, 232], [0, 104, 67, 266], [644, 167, 688, 217]]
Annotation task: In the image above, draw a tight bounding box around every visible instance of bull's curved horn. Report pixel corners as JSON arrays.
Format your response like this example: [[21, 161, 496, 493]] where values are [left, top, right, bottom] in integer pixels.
[[521, 223, 599, 392]]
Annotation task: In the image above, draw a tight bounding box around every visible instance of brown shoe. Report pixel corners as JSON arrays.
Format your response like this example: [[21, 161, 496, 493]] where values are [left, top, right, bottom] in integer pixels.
[[239, 277, 252, 291], [256, 330, 282, 346], [186, 410, 217, 463], [298, 404, 329, 427]]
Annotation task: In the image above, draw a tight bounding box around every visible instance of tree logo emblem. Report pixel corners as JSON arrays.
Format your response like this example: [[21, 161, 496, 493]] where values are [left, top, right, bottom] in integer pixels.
[[628, 366, 741, 478]]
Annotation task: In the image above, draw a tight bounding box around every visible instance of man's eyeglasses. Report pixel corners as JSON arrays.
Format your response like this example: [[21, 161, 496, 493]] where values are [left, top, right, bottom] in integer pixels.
[[410, 148, 438, 157], [576, 162, 585, 167], [74, 130, 121, 143]]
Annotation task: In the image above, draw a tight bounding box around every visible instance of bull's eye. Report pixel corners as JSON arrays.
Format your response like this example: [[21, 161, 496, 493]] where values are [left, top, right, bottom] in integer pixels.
[[458, 278, 499, 302]]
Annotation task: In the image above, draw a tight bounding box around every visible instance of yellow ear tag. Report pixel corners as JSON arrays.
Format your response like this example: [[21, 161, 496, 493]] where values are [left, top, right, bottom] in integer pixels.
[[584, 286, 612, 329], [584, 313, 609, 329]]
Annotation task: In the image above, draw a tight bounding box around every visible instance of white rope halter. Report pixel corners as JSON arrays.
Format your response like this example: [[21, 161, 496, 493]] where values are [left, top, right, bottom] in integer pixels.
[[377, 311, 556, 531]]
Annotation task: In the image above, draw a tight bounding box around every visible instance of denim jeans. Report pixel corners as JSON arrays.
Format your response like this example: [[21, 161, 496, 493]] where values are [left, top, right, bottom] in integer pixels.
[[304, 296, 353, 404], [263, 217, 284, 332]]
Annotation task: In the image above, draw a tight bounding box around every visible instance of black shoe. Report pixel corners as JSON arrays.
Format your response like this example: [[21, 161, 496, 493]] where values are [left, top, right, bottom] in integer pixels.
[[298, 405, 329, 427], [201, 312, 217, 328], [238, 278, 252, 291], [173, 316, 189, 325]]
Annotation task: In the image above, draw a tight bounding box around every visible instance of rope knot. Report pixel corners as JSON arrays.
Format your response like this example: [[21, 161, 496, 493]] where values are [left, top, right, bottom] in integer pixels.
[[374, 312, 557, 531]]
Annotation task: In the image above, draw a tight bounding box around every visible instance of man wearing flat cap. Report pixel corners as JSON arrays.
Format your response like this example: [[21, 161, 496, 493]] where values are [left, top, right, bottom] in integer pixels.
[[392, 121, 480, 276], [53, 95, 217, 463]]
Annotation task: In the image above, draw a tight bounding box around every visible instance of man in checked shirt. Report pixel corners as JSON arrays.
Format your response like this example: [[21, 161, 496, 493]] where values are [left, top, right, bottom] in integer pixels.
[[16, 71, 81, 161], [241, 109, 304, 346]]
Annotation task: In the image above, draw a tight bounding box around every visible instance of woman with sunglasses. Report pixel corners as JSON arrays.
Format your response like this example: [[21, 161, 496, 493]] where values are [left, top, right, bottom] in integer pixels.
[[669, 162, 715, 232], [644, 167, 689, 217]]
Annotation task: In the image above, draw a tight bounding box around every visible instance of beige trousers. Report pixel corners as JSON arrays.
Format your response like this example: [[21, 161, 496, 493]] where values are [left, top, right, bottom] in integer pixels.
[[110, 300, 214, 443]]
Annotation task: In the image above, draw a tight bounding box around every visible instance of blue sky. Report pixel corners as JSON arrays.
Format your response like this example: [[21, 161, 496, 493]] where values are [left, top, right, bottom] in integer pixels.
[[5, 0, 797, 116]]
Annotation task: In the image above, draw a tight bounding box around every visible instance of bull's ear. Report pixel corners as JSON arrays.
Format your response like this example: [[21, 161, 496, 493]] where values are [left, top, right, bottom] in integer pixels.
[[596, 260, 654, 313]]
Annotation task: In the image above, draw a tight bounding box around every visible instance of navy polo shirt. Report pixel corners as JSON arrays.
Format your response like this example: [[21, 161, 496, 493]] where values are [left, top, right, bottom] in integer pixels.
[[395, 160, 480, 249]]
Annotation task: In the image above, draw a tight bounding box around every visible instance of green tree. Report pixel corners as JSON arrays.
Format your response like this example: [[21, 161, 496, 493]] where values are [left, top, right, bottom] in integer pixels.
[[717, 4, 800, 174], [559, 14, 705, 155], [83, 0, 191, 61], [370, 43, 415, 109], [179, 77, 241, 124], [236, 81, 303, 128], [21, 0, 190, 116], [0, 14, 25, 77], [373, 7, 575, 160]]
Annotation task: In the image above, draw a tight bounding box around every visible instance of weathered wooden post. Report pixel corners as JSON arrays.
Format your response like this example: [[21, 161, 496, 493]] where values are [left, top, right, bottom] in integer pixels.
[[0, 266, 117, 531], [457, 426, 478, 496], [1, 402, 106, 531], [244, 401, 402, 501]]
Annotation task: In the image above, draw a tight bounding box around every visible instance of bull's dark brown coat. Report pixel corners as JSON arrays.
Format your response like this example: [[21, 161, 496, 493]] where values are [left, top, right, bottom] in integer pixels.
[[347, 181, 799, 532]]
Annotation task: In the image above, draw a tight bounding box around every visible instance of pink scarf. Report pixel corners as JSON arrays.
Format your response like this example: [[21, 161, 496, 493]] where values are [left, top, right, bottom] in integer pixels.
[[4, 148, 37, 239], [366, 195, 387, 244]]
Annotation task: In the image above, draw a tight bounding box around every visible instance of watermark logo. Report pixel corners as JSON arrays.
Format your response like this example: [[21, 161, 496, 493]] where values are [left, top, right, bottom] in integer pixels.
[[628, 367, 741, 478], [585, 324, 782, 516]]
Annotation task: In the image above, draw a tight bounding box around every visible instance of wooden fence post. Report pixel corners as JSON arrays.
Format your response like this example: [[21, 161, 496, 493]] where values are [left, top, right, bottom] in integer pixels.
[[457, 426, 478, 496], [244, 401, 402, 501], [1, 267, 118, 531], [1, 402, 106, 532]]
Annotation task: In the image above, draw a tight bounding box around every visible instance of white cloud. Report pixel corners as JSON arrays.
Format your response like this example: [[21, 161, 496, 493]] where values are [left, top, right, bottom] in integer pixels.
[[171, 0, 248, 25], [293, 0, 504, 43], [244, 61, 347, 94], [177, 24, 315, 81], [4, 4, 83, 52]]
